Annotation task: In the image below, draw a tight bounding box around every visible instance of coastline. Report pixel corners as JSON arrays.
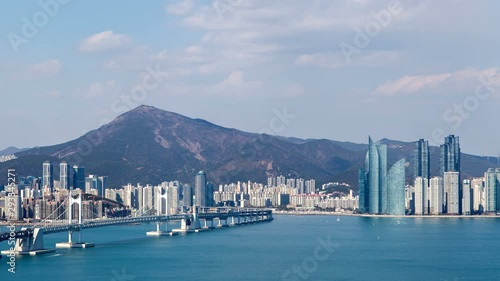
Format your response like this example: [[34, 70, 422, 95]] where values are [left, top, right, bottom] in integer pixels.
[[273, 211, 500, 218]]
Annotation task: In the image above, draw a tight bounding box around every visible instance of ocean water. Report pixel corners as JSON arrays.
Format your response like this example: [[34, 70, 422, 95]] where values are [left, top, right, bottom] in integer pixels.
[[1, 215, 500, 281]]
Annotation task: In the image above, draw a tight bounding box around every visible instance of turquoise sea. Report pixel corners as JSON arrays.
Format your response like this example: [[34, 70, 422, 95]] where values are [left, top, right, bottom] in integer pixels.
[[1, 215, 500, 281]]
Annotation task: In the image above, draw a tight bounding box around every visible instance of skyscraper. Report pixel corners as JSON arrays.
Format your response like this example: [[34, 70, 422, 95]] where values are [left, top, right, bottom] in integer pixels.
[[183, 184, 193, 207], [462, 180, 472, 215], [440, 135, 461, 175], [444, 171, 460, 214], [42, 161, 53, 192], [414, 177, 429, 215], [440, 135, 461, 214], [72, 166, 85, 190], [60, 161, 69, 190], [206, 182, 214, 207], [195, 171, 207, 207], [97, 176, 108, 197], [358, 137, 405, 215], [471, 178, 485, 214], [386, 159, 406, 215], [429, 177, 444, 215], [484, 168, 500, 213], [414, 139, 430, 183]]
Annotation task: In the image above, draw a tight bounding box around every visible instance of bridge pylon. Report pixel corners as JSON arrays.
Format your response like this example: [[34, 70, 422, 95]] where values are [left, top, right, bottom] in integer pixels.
[[172, 205, 207, 233], [146, 189, 177, 236], [56, 191, 94, 249]]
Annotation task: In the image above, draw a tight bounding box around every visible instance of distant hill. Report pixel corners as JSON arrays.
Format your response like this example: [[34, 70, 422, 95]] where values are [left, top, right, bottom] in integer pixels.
[[0, 105, 498, 188], [0, 146, 29, 156]]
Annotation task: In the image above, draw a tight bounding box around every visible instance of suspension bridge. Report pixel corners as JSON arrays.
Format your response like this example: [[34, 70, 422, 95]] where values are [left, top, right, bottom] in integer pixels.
[[0, 190, 273, 255]]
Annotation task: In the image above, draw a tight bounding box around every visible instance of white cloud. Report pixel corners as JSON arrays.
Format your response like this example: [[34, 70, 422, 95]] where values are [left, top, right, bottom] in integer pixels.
[[220, 71, 244, 87], [210, 70, 263, 95], [184, 45, 203, 55], [167, 0, 193, 15], [79, 31, 131, 52], [295, 51, 400, 70], [29, 59, 61, 76], [84, 80, 117, 98], [374, 68, 500, 96]]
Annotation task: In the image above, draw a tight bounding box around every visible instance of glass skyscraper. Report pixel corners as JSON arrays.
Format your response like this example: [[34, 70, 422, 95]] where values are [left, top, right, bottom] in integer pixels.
[[484, 168, 500, 212], [414, 139, 430, 183], [387, 159, 406, 215], [440, 135, 461, 175], [72, 165, 86, 190], [359, 137, 406, 215], [440, 135, 461, 214]]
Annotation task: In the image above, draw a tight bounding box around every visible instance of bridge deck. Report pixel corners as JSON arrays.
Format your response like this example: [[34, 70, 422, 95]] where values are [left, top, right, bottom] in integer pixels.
[[0, 210, 272, 242]]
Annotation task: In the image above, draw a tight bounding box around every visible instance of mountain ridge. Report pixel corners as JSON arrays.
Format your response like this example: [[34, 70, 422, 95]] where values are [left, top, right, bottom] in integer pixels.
[[1, 105, 499, 188]]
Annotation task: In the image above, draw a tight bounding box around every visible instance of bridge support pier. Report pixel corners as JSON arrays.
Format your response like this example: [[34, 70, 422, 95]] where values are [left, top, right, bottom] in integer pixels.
[[172, 206, 207, 233], [0, 228, 55, 256], [146, 221, 177, 237]]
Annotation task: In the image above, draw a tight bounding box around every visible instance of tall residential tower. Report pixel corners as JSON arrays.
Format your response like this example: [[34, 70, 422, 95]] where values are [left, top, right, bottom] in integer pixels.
[[60, 161, 69, 190]]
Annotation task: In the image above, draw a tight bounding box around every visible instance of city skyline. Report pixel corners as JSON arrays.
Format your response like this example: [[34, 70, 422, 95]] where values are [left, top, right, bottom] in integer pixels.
[[3, 1, 500, 279]]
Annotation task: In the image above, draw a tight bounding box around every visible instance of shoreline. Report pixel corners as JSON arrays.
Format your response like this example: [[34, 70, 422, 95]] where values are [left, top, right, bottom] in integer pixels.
[[273, 211, 500, 218]]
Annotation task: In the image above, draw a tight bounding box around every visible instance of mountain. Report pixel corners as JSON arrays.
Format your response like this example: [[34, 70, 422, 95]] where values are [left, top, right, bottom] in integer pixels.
[[0, 146, 29, 156], [0, 105, 498, 188]]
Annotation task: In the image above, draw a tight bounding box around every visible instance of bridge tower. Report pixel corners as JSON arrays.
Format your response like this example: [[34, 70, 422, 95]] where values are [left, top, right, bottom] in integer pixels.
[[173, 205, 204, 233], [56, 191, 94, 248], [146, 189, 176, 236]]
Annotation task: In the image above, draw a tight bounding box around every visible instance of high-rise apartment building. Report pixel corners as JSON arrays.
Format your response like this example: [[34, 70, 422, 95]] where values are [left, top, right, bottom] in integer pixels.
[[60, 161, 69, 190], [195, 171, 207, 207], [42, 161, 53, 191], [429, 177, 443, 215], [444, 172, 460, 214], [484, 168, 500, 213]]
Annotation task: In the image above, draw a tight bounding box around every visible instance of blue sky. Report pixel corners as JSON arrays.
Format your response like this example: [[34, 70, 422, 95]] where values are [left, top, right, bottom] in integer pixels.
[[1, 0, 499, 156]]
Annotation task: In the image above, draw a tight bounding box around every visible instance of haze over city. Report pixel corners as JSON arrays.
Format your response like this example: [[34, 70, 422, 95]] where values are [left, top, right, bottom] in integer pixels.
[[1, 0, 499, 155]]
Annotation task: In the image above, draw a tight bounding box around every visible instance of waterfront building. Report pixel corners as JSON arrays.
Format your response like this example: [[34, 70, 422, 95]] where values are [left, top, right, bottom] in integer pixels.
[[440, 135, 461, 175], [471, 178, 485, 213], [485, 168, 500, 213], [429, 177, 444, 215], [444, 172, 460, 214], [358, 137, 406, 215], [414, 177, 428, 215], [462, 180, 472, 215], [414, 139, 430, 183]]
